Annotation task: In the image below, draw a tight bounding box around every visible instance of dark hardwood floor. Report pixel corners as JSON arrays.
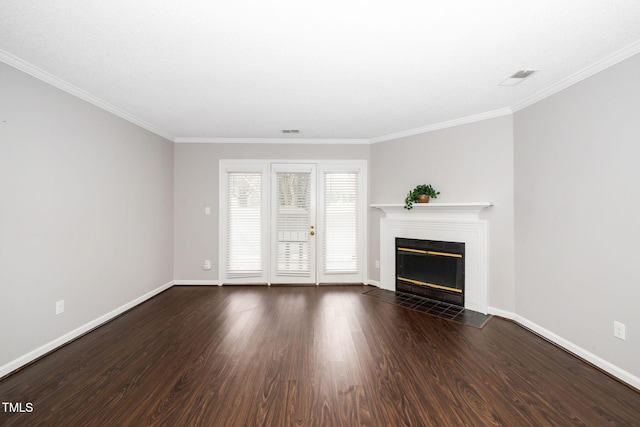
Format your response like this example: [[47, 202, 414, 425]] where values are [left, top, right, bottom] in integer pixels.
[[1, 285, 638, 426]]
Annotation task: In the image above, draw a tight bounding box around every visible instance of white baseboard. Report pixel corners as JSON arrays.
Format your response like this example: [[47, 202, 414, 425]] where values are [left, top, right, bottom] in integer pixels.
[[365, 279, 381, 287], [0, 280, 174, 379], [487, 307, 514, 319], [488, 306, 640, 391], [173, 280, 221, 286]]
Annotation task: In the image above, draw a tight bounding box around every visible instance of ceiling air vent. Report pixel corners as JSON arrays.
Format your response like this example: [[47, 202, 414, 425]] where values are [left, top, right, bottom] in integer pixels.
[[282, 129, 300, 134], [499, 70, 538, 86]]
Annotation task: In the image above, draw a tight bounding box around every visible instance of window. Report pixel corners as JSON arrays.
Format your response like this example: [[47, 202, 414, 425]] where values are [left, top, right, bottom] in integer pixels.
[[220, 163, 269, 283], [322, 171, 359, 274], [226, 172, 263, 277]]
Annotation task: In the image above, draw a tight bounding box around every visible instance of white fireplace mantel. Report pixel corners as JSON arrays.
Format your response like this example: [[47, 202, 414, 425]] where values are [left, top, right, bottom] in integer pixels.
[[372, 202, 493, 313], [371, 202, 492, 219]]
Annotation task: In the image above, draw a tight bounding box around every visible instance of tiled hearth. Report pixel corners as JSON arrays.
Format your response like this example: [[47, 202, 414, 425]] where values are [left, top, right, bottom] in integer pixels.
[[363, 288, 492, 328]]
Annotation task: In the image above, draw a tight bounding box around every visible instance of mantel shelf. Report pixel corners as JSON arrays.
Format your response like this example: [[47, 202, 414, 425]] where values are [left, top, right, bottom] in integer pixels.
[[371, 202, 493, 215]]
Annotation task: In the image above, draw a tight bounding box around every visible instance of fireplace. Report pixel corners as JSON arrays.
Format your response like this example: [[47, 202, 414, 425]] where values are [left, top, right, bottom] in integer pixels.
[[373, 202, 491, 313], [395, 237, 465, 306]]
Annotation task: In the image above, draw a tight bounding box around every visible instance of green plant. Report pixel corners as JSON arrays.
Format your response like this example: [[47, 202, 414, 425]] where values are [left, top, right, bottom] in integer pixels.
[[404, 184, 440, 210]]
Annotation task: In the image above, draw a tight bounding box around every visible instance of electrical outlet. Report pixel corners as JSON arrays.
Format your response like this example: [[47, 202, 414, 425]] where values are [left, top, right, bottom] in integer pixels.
[[203, 260, 212, 270], [614, 321, 625, 340], [55, 300, 64, 315], [375, 260, 380, 269]]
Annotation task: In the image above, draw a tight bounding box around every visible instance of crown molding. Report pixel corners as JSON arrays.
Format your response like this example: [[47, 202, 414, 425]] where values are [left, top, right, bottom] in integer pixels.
[[4, 37, 639, 146], [369, 108, 513, 144], [0, 48, 175, 142], [511, 39, 640, 113], [174, 137, 371, 144]]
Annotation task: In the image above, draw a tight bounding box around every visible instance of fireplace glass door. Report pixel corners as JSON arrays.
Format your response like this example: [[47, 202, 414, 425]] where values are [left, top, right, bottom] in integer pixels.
[[396, 238, 465, 306]]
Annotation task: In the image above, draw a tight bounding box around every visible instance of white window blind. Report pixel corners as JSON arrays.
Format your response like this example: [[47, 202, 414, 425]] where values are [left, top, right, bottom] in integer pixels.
[[323, 171, 359, 274], [275, 172, 311, 276], [226, 172, 262, 277]]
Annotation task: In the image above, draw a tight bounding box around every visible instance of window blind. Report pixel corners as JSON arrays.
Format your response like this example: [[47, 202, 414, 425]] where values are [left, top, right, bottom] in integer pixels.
[[275, 172, 311, 276], [226, 172, 262, 277], [323, 171, 359, 274]]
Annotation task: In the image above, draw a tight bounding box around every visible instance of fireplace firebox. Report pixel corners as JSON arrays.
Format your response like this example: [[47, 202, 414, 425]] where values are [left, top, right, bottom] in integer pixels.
[[395, 237, 465, 306]]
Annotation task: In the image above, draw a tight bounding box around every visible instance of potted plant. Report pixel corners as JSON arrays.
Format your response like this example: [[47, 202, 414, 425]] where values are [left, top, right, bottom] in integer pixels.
[[404, 184, 440, 210]]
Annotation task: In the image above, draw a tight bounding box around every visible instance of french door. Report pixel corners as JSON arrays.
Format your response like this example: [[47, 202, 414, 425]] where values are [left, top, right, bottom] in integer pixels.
[[220, 160, 366, 285], [271, 164, 316, 283]]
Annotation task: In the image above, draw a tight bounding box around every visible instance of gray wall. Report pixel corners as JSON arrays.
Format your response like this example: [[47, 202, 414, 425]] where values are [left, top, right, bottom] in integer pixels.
[[514, 53, 640, 378], [369, 116, 516, 311], [3, 45, 639, 385], [173, 143, 370, 280], [0, 62, 174, 369]]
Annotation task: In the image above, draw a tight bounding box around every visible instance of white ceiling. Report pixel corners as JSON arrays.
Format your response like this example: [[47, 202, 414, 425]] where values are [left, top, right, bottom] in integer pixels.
[[2, 0, 640, 143]]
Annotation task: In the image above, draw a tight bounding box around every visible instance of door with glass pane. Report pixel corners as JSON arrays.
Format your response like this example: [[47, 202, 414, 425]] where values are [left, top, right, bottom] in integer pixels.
[[270, 164, 317, 283]]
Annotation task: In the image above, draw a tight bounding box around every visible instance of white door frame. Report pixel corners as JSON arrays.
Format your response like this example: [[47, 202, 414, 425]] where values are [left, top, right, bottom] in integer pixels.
[[270, 163, 317, 284], [219, 159, 367, 285]]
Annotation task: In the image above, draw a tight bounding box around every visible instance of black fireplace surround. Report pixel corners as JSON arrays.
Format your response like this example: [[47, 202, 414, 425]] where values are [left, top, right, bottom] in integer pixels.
[[395, 237, 465, 306]]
